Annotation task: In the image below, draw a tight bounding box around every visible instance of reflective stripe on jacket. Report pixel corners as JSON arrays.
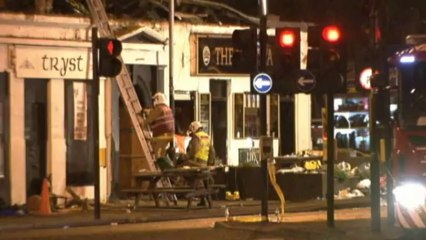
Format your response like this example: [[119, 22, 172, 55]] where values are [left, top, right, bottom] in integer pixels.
[[194, 131, 210, 162], [150, 105, 174, 137]]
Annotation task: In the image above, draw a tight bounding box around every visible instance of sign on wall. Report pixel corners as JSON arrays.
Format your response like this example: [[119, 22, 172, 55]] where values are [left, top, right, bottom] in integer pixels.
[[73, 82, 88, 140], [195, 35, 274, 75], [15, 46, 92, 79]]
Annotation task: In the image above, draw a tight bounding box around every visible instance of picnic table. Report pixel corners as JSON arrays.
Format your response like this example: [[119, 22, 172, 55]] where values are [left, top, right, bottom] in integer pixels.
[[121, 167, 225, 209], [274, 156, 323, 169]]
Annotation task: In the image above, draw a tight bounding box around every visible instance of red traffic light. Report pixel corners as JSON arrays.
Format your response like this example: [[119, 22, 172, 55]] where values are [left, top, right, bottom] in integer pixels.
[[107, 41, 114, 55], [278, 30, 296, 48], [99, 38, 122, 56], [322, 25, 341, 43], [98, 38, 122, 77]]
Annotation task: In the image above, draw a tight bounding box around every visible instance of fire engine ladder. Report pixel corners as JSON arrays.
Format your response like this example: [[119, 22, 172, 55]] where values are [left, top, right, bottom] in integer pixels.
[[85, 0, 173, 190]]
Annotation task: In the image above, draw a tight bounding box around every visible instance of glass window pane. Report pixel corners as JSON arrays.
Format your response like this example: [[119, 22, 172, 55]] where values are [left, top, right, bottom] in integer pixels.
[[245, 94, 260, 138], [199, 94, 210, 134], [234, 93, 244, 138], [269, 94, 279, 138]]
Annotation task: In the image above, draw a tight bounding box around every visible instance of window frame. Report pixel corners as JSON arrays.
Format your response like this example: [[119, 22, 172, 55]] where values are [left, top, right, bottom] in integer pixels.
[[233, 93, 280, 139]]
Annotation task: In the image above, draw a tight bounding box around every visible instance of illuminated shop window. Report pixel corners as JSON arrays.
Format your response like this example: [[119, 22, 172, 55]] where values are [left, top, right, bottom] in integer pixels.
[[233, 93, 280, 139], [269, 94, 280, 138]]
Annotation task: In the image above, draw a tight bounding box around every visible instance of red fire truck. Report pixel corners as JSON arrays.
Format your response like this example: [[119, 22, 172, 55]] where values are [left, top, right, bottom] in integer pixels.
[[388, 43, 426, 229]]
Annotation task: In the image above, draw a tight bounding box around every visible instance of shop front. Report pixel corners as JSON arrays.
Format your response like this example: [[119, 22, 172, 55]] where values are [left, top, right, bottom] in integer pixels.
[[0, 13, 112, 205], [10, 44, 103, 204], [182, 26, 287, 166]]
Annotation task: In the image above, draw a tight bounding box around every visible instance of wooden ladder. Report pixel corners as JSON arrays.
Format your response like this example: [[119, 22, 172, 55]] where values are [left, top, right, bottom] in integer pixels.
[[85, 0, 172, 189]]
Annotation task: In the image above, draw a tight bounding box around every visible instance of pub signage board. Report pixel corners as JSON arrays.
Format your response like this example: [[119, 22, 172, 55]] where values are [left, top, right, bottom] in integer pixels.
[[196, 34, 275, 76]]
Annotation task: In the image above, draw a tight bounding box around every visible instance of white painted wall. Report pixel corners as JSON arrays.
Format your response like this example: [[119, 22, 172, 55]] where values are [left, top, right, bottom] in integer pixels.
[[295, 29, 312, 152], [0, 44, 7, 71], [0, 13, 91, 41], [295, 94, 312, 152], [99, 78, 107, 203], [8, 70, 26, 205], [47, 79, 66, 198]]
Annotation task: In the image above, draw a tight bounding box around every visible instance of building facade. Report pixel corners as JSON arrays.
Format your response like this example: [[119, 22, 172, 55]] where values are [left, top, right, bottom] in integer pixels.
[[0, 11, 312, 205]]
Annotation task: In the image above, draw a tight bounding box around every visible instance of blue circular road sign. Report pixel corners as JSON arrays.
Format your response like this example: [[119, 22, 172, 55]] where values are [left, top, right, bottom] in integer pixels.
[[296, 70, 316, 93], [253, 73, 273, 94]]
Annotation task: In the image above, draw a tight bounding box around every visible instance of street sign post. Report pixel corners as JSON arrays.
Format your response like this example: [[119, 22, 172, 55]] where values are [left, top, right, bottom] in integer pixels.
[[253, 73, 273, 94], [296, 69, 316, 93]]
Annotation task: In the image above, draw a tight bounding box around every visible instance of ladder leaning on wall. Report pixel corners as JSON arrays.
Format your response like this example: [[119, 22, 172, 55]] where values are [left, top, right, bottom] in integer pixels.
[[85, 0, 168, 181]]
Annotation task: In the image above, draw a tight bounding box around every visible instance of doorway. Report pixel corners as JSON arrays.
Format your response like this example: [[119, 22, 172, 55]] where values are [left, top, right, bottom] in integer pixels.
[[210, 80, 228, 164], [280, 96, 295, 155], [25, 79, 48, 197], [0, 72, 9, 204], [175, 98, 195, 136]]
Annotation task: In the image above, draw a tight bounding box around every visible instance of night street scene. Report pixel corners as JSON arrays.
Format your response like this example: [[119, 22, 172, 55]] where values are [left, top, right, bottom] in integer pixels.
[[1, 0, 426, 239]]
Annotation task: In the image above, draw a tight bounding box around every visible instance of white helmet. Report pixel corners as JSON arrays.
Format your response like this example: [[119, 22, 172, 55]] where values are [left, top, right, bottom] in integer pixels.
[[188, 121, 203, 134], [152, 92, 166, 106]]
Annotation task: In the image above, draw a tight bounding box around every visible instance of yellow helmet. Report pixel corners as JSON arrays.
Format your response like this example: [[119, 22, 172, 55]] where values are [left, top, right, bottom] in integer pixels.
[[188, 121, 203, 134], [152, 92, 166, 106]]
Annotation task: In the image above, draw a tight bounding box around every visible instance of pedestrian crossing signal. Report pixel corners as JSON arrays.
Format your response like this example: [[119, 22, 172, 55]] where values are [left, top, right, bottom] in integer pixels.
[[232, 28, 257, 74], [98, 38, 122, 77]]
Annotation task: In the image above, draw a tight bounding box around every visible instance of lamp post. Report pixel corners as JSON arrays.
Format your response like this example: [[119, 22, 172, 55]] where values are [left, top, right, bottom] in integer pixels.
[[259, 0, 269, 222], [169, 0, 175, 114]]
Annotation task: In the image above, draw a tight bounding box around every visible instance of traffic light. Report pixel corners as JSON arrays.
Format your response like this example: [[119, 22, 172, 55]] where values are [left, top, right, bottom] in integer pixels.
[[272, 27, 301, 94], [98, 38, 122, 77], [232, 28, 257, 74], [308, 24, 347, 94]]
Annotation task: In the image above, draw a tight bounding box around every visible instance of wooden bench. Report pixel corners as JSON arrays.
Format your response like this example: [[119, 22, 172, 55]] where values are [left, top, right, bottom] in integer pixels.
[[122, 186, 223, 209], [209, 184, 226, 189]]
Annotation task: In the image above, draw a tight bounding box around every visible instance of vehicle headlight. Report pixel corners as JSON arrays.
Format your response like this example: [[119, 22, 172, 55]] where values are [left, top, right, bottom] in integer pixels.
[[393, 183, 426, 209]]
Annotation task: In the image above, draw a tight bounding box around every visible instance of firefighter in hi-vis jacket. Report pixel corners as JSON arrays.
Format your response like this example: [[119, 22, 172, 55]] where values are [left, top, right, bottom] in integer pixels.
[[142, 92, 175, 160], [184, 121, 215, 167]]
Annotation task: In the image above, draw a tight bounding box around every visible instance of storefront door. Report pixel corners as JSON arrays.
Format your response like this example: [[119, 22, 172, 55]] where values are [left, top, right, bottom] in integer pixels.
[[0, 73, 9, 204], [25, 79, 48, 197], [280, 97, 295, 155], [210, 80, 228, 164], [65, 81, 93, 186]]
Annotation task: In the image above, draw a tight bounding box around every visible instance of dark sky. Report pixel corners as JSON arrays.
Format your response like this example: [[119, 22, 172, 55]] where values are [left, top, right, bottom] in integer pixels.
[[219, 0, 426, 45], [3, 0, 425, 45]]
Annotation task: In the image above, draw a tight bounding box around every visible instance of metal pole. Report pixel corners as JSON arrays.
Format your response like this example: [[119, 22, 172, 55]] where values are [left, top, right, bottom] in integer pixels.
[[386, 121, 394, 225], [326, 93, 334, 228], [370, 103, 381, 232], [91, 27, 101, 220], [259, 1, 268, 222], [169, 0, 175, 114], [370, 1, 381, 232]]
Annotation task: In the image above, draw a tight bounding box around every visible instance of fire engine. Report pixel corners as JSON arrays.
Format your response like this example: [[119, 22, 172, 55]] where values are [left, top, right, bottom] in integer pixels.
[[388, 40, 426, 229]]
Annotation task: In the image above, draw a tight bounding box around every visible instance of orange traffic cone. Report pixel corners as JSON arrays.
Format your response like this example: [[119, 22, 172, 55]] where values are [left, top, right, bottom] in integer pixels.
[[38, 178, 52, 215]]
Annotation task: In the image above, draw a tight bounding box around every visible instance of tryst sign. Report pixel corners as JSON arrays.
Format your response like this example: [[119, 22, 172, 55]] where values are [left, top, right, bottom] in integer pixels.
[[15, 46, 92, 79]]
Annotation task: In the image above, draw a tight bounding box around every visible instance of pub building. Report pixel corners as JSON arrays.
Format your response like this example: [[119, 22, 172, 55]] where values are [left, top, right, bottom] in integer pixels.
[[0, 12, 170, 205], [166, 23, 317, 200], [0, 10, 318, 206], [179, 24, 313, 166]]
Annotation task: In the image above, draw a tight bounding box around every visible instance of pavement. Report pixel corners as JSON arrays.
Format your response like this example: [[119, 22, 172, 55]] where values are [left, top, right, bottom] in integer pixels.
[[0, 197, 421, 239]]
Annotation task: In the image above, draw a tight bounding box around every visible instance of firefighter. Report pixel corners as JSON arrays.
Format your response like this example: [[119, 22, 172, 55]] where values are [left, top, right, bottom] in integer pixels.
[[182, 121, 215, 167], [184, 121, 216, 206], [142, 92, 175, 161]]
